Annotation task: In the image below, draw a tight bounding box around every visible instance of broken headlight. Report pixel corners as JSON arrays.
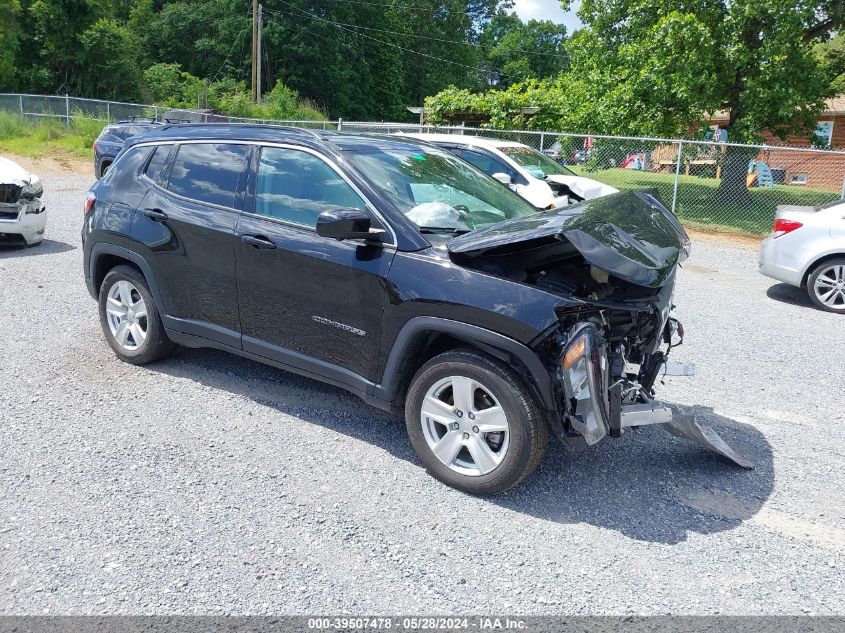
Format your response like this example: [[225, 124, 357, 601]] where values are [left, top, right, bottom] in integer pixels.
[[20, 176, 43, 201], [559, 323, 609, 445]]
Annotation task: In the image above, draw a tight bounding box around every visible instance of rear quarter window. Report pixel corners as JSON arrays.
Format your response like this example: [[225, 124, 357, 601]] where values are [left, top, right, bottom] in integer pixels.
[[144, 144, 173, 186], [97, 145, 155, 207]]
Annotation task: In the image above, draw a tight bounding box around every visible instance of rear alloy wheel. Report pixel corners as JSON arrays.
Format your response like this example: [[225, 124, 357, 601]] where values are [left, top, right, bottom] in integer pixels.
[[405, 350, 548, 495], [106, 280, 148, 351], [98, 265, 175, 364], [808, 258, 845, 313]]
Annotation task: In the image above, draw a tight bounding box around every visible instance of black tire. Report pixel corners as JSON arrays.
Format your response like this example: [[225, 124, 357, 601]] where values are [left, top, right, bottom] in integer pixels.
[[807, 258, 845, 314], [98, 264, 175, 364], [405, 349, 548, 495]]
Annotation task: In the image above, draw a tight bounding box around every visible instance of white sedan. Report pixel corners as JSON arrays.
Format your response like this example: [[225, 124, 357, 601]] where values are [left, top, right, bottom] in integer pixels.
[[397, 133, 618, 209], [759, 201, 845, 313], [0, 156, 46, 246]]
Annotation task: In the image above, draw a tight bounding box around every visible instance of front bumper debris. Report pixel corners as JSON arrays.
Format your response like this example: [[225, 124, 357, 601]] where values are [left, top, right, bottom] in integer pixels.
[[616, 396, 753, 469], [559, 320, 753, 469], [663, 408, 754, 469]]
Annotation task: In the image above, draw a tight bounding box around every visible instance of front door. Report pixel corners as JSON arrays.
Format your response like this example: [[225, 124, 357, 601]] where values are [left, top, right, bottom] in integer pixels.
[[234, 145, 396, 385]]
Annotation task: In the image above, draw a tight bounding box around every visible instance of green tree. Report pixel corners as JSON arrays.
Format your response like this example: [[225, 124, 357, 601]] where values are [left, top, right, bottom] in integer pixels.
[[142, 63, 203, 105], [78, 18, 143, 100], [564, 0, 843, 199], [0, 0, 21, 89], [817, 32, 845, 95], [486, 18, 568, 86]]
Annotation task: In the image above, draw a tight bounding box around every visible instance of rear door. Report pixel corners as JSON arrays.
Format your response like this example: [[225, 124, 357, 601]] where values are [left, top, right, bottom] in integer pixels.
[[130, 141, 249, 347], [234, 145, 396, 384]]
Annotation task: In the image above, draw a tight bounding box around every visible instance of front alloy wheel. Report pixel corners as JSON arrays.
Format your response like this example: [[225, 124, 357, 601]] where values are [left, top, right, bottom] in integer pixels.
[[421, 375, 510, 476], [405, 350, 548, 495]]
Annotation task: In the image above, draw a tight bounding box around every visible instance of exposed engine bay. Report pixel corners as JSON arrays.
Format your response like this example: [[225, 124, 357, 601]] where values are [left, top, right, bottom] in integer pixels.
[[447, 191, 753, 469]]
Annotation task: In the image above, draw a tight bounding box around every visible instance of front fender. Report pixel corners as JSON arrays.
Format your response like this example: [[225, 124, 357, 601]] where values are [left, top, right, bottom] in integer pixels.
[[375, 316, 557, 418]]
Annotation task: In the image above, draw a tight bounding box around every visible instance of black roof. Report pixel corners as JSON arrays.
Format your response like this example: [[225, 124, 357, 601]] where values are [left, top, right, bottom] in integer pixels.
[[124, 123, 435, 153]]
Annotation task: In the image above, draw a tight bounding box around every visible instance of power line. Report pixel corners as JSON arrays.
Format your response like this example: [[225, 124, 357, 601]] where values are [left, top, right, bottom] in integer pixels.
[[209, 8, 253, 82], [267, 2, 493, 76], [323, 0, 484, 17], [261, 5, 567, 59]]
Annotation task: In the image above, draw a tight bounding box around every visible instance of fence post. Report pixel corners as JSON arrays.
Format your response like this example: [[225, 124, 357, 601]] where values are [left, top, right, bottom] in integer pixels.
[[539, 132, 545, 152], [671, 140, 683, 215], [153, 105, 159, 121], [65, 93, 70, 125], [106, 101, 110, 122], [337, 118, 343, 131], [19, 94, 23, 116]]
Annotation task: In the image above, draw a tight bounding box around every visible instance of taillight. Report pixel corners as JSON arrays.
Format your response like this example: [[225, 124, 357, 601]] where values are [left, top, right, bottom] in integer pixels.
[[772, 218, 802, 238], [92, 140, 97, 150], [84, 192, 96, 215]]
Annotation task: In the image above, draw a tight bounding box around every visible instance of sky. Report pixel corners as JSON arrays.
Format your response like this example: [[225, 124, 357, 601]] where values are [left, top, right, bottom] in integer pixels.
[[512, 0, 584, 31]]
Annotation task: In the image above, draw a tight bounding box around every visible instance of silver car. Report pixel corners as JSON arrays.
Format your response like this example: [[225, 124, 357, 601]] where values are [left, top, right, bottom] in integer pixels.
[[759, 201, 845, 313]]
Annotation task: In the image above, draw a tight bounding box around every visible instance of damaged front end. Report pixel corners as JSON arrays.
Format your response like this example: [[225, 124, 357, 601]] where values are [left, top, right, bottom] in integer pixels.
[[0, 157, 46, 246], [448, 191, 752, 468], [554, 307, 752, 469]]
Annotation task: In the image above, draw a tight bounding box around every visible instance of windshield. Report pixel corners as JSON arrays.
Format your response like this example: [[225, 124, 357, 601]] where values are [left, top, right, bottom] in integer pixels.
[[345, 145, 539, 234], [499, 146, 576, 178]]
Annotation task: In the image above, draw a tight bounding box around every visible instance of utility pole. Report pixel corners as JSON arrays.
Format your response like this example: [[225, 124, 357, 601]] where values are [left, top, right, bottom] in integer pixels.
[[251, 0, 258, 102], [257, 4, 263, 103]]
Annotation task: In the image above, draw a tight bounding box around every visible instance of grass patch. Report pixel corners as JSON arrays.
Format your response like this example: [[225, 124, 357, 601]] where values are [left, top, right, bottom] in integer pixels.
[[0, 111, 100, 160], [569, 166, 840, 235]]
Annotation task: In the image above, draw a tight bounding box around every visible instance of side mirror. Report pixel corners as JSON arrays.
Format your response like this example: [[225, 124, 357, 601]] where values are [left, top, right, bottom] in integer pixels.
[[316, 207, 385, 242], [491, 172, 512, 186]]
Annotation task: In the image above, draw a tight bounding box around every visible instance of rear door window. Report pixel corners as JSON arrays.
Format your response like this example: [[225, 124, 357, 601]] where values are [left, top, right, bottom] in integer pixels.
[[167, 143, 249, 209]]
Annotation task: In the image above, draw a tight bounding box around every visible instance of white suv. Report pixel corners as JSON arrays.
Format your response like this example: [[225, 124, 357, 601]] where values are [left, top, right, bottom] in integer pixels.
[[399, 133, 617, 209]]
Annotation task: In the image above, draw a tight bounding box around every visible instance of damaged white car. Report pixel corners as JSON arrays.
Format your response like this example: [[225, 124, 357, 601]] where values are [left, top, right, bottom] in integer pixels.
[[0, 156, 46, 247], [398, 133, 618, 210]]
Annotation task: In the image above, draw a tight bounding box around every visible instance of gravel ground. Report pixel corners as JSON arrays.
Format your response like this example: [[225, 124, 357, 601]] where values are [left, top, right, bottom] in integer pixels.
[[0, 166, 843, 615]]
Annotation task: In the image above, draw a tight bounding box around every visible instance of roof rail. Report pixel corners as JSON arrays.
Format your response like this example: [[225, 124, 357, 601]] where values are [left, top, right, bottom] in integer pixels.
[[157, 122, 326, 140]]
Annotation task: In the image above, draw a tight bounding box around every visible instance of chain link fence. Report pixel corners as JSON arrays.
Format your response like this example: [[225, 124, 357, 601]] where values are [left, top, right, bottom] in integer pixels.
[[3, 93, 844, 234]]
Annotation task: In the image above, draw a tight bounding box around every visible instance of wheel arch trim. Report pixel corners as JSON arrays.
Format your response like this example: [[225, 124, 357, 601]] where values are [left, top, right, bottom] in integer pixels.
[[801, 250, 845, 286], [376, 317, 555, 412], [88, 243, 166, 313]]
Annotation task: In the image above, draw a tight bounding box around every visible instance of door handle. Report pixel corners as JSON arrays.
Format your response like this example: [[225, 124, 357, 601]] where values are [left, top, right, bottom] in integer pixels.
[[241, 234, 277, 249], [142, 208, 168, 222]]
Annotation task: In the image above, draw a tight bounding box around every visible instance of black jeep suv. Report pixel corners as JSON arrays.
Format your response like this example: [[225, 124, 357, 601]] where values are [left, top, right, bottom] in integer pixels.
[[82, 124, 747, 495]]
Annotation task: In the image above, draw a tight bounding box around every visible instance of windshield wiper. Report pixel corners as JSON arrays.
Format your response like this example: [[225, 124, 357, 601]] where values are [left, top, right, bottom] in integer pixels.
[[418, 226, 473, 235]]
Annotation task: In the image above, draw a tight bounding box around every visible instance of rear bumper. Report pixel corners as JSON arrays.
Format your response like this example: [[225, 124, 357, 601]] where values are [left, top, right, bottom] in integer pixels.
[[758, 235, 805, 287]]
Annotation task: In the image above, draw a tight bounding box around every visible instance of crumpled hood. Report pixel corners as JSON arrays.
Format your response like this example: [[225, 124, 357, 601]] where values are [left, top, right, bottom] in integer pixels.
[[545, 174, 618, 200], [447, 191, 690, 288], [0, 156, 36, 186]]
